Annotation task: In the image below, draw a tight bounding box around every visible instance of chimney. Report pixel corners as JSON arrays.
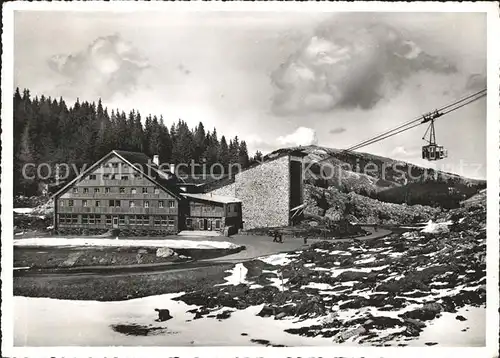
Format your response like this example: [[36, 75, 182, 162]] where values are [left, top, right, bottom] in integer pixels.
[[153, 155, 159, 166], [170, 163, 175, 174]]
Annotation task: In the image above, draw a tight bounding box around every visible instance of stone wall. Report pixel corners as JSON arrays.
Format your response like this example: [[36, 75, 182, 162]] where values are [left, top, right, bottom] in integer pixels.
[[210, 155, 290, 230]]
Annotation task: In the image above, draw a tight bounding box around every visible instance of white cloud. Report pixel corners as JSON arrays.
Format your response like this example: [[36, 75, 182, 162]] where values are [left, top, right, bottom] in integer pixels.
[[277, 127, 318, 147], [47, 34, 150, 101], [271, 13, 461, 115]]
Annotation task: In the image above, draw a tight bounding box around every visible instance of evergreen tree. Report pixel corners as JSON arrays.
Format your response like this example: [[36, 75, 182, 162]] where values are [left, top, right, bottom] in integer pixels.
[[219, 135, 229, 172], [238, 140, 249, 169]]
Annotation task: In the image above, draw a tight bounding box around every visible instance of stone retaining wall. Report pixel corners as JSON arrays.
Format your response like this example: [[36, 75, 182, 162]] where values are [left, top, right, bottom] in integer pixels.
[[210, 156, 291, 230]]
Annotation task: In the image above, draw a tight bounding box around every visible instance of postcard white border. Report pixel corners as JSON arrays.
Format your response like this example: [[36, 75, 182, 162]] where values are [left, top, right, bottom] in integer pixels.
[[2, 2, 499, 358]]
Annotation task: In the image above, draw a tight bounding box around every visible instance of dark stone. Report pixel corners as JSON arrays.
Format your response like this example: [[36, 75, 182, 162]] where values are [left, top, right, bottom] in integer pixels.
[[425, 342, 438, 346], [216, 310, 233, 320], [154, 308, 172, 322], [456, 315, 467, 321], [257, 305, 275, 317]]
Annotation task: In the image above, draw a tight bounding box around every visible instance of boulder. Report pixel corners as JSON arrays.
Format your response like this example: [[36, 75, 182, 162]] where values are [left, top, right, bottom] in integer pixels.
[[257, 305, 275, 317], [154, 308, 173, 322], [156, 247, 176, 258], [333, 325, 366, 343]]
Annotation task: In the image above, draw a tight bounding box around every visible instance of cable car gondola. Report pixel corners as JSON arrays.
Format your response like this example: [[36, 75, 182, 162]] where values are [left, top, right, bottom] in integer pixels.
[[421, 111, 447, 161]]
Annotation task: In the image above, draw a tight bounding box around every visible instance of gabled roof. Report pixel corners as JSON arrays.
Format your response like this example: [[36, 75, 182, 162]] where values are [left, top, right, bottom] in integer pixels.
[[181, 193, 241, 204], [51, 150, 182, 200]]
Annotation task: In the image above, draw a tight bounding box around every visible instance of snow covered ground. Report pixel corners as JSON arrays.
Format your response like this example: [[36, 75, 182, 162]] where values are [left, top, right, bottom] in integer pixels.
[[13, 208, 34, 215], [13, 237, 242, 250], [420, 220, 453, 234], [13, 294, 485, 347], [14, 294, 326, 346]]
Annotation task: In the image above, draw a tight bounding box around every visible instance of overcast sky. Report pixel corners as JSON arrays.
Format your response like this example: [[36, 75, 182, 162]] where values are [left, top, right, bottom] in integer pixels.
[[14, 11, 487, 179]]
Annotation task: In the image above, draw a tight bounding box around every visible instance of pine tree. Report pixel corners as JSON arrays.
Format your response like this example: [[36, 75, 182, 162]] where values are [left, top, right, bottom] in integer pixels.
[[219, 135, 229, 172], [238, 140, 249, 169]]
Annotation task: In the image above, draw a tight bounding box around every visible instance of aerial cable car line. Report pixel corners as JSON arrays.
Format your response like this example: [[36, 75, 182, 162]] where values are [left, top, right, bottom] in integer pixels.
[[341, 88, 486, 154], [345, 91, 486, 155]]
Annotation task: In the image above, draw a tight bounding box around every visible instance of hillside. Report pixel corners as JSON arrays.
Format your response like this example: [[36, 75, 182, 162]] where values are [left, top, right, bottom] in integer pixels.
[[266, 145, 485, 210]]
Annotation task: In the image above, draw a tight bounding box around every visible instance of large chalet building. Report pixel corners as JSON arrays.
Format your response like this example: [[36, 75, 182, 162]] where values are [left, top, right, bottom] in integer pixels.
[[52, 150, 242, 235], [53, 147, 306, 235]]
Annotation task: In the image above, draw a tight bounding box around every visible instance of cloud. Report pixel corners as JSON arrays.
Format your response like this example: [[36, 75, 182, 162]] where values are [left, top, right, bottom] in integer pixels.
[[329, 127, 346, 135], [271, 14, 459, 115], [47, 34, 150, 100], [277, 127, 318, 147], [390, 145, 421, 159]]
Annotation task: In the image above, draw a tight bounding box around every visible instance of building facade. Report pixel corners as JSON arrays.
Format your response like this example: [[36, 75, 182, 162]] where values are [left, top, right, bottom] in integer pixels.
[[208, 150, 305, 230], [53, 150, 182, 234], [182, 193, 242, 235]]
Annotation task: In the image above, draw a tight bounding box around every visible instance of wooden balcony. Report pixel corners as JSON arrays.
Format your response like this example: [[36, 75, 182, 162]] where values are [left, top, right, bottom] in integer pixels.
[[61, 193, 177, 200], [57, 207, 178, 215]]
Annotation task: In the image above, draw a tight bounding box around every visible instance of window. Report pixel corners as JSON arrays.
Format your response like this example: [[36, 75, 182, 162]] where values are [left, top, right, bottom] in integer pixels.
[[122, 176, 129, 181], [186, 218, 193, 228], [123, 163, 128, 169], [82, 215, 89, 224], [93, 188, 99, 194], [109, 200, 115, 207], [168, 218, 175, 227], [215, 220, 221, 229], [89, 174, 97, 180], [120, 187, 125, 194], [142, 187, 148, 194], [60, 200, 64, 207], [159, 201, 164, 208], [115, 200, 121, 207], [69, 200, 74, 207], [154, 216, 161, 226], [110, 174, 117, 180], [105, 187, 110, 193], [83, 188, 89, 194], [119, 215, 125, 225], [103, 174, 110, 180], [168, 200, 175, 208], [154, 187, 160, 194], [131, 188, 137, 194], [83, 200, 88, 207], [95, 215, 102, 224], [134, 174, 142, 179], [129, 201, 135, 208], [88, 215, 95, 224], [72, 188, 78, 194], [106, 215, 112, 225], [161, 216, 168, 226], [112, 163, 119, 168], [95, 201, 100, 207], [129, 216, 136, 225], [144, 201, 149, 208]]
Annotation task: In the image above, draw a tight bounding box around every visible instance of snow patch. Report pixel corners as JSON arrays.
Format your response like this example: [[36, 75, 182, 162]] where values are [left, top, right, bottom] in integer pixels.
[[258, 253, 292, 266], [13, 237, 241, 250]]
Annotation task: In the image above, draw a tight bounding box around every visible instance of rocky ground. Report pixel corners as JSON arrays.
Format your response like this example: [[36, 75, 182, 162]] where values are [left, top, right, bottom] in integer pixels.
[[14, 245, 244, 270], [172, 200, 486, 345], [304, 184, 441, 225]]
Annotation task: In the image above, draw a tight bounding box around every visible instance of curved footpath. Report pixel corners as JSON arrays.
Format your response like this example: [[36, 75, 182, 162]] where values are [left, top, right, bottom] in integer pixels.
[[14, 226, 392, 278], [204, 226, 392, 263]]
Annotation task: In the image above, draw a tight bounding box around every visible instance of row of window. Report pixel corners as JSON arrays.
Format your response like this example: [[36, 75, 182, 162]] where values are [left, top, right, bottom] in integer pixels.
[[186, 218, 222, 229], [60, 199, 176, 208], [88, 173, 142, 181], [72, 186, 160, 194], [58, 214, 176, 227]]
